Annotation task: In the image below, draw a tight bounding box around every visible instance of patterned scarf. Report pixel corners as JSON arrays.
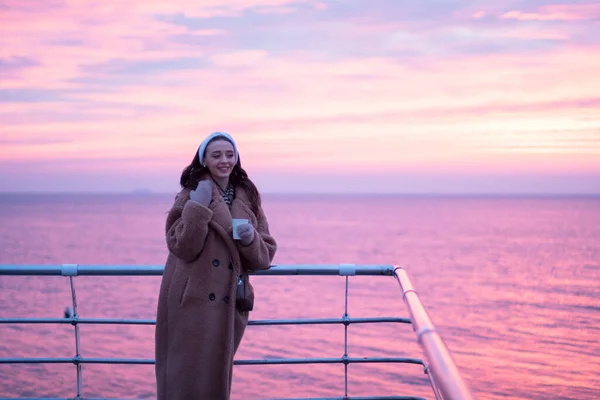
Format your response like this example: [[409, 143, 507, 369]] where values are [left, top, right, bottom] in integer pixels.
[[220, 185, 235, 206], [211, 177, 235, 206]]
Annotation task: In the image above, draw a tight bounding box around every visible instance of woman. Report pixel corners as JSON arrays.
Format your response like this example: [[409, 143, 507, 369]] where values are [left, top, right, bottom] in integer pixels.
[[155, 131, 277, 399]]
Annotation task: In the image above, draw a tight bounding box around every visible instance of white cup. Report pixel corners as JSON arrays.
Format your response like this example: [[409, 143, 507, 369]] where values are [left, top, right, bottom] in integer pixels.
[[232, 218, 249, 239]]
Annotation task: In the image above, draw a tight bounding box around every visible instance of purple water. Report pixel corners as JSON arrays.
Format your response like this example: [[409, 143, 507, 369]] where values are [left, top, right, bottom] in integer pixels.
[[0, 193, 599, 399]]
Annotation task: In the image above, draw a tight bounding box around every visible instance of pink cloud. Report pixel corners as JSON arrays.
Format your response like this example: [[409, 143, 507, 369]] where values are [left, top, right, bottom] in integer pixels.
[[312, 2, 328, 11], [210, 50, 270, 67], [1, 0, 600, 191], [499, 28, 569, 40], [3, 44, 600, 173], [501, 3, 600, 21], [0, 0, 310, 91], [255, 6, 299, 14]]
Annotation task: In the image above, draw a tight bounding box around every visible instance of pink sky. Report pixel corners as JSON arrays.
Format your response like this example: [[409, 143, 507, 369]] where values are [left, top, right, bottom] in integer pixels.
[[1, 0, 599, 194]]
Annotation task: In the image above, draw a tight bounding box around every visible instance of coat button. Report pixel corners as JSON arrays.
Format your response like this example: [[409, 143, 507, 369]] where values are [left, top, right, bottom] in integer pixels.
[[212, 259, 220, 267], [228, 263, 233, 270], [222, 295, 230, 304], [209, 293, 215, 301]]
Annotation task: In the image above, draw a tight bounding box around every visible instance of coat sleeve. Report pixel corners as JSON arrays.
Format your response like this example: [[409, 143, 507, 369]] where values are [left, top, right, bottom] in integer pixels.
[[165, 190, 213, 263], [237, 206, 277, 271]]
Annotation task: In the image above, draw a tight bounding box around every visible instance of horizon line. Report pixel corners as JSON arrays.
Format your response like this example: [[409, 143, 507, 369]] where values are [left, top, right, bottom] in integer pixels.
[[1, 191, 599, 197]]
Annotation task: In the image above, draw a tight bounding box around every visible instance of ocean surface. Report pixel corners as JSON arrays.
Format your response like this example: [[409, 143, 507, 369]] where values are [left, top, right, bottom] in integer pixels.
[[0, 193, 598, 400]]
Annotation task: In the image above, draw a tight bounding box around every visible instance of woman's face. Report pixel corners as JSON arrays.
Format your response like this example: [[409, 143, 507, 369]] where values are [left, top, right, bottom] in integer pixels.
[[204, 139, 236, 180]]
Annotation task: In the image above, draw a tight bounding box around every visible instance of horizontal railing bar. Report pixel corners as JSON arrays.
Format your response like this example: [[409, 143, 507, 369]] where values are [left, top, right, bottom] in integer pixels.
[[250, 317, 411, 326], [0, 316, 411, 326], [0, 264, 395, 276], [0, 318, 155, 325], [274, 397, 426, 400], [0, 357, 150, 365], [0, 358, 79, 364], [0, 356, 425, 366], [236, 357, 425, 366], [0, 397, 426, 400]]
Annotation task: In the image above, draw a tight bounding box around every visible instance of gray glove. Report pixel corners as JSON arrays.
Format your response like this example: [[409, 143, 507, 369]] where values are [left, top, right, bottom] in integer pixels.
[[189, 180, 213, 206], [236, 223, 255, 246]]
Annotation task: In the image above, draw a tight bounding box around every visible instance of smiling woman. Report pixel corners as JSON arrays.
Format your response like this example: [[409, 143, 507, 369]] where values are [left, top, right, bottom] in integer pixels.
[[155, 131, 277, 399]]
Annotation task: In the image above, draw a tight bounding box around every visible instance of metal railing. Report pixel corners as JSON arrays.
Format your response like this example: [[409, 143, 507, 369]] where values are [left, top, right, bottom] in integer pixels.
[[0, 264, 475, 400]]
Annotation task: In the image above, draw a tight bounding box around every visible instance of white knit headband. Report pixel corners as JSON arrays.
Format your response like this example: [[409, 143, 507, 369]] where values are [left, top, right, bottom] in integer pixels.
[[198, 132, 239, 166]]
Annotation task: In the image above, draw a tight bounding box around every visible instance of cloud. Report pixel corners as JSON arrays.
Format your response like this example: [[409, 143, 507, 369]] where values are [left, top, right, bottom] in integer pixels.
[[254, 6, 299, 14], [83, 57, 212, 75], [0, 56, 40, 70], [501, 3, 600, 22], [0, 136, 73, 145], [1, 0, 599, 193], [0, 0, 310, 90], [0, 89, 75, 103], [209, 50, 269, 67]]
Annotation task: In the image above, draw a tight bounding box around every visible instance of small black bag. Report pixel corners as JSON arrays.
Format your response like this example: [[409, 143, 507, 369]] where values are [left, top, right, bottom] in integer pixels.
[[236, 273, 254, 312]]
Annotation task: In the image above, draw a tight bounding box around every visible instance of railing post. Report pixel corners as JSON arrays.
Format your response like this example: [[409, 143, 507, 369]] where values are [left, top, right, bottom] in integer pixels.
[[339, 264, 356, 398], [63, 265, 83, 399]]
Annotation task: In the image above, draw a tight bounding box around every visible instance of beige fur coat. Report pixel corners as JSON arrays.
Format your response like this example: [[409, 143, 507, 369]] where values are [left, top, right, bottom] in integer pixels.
[[155, 179, 277, 399]]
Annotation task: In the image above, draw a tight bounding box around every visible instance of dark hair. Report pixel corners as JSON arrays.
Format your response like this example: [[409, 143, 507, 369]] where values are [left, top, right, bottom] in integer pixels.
[[180, 137, 262, 216]]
